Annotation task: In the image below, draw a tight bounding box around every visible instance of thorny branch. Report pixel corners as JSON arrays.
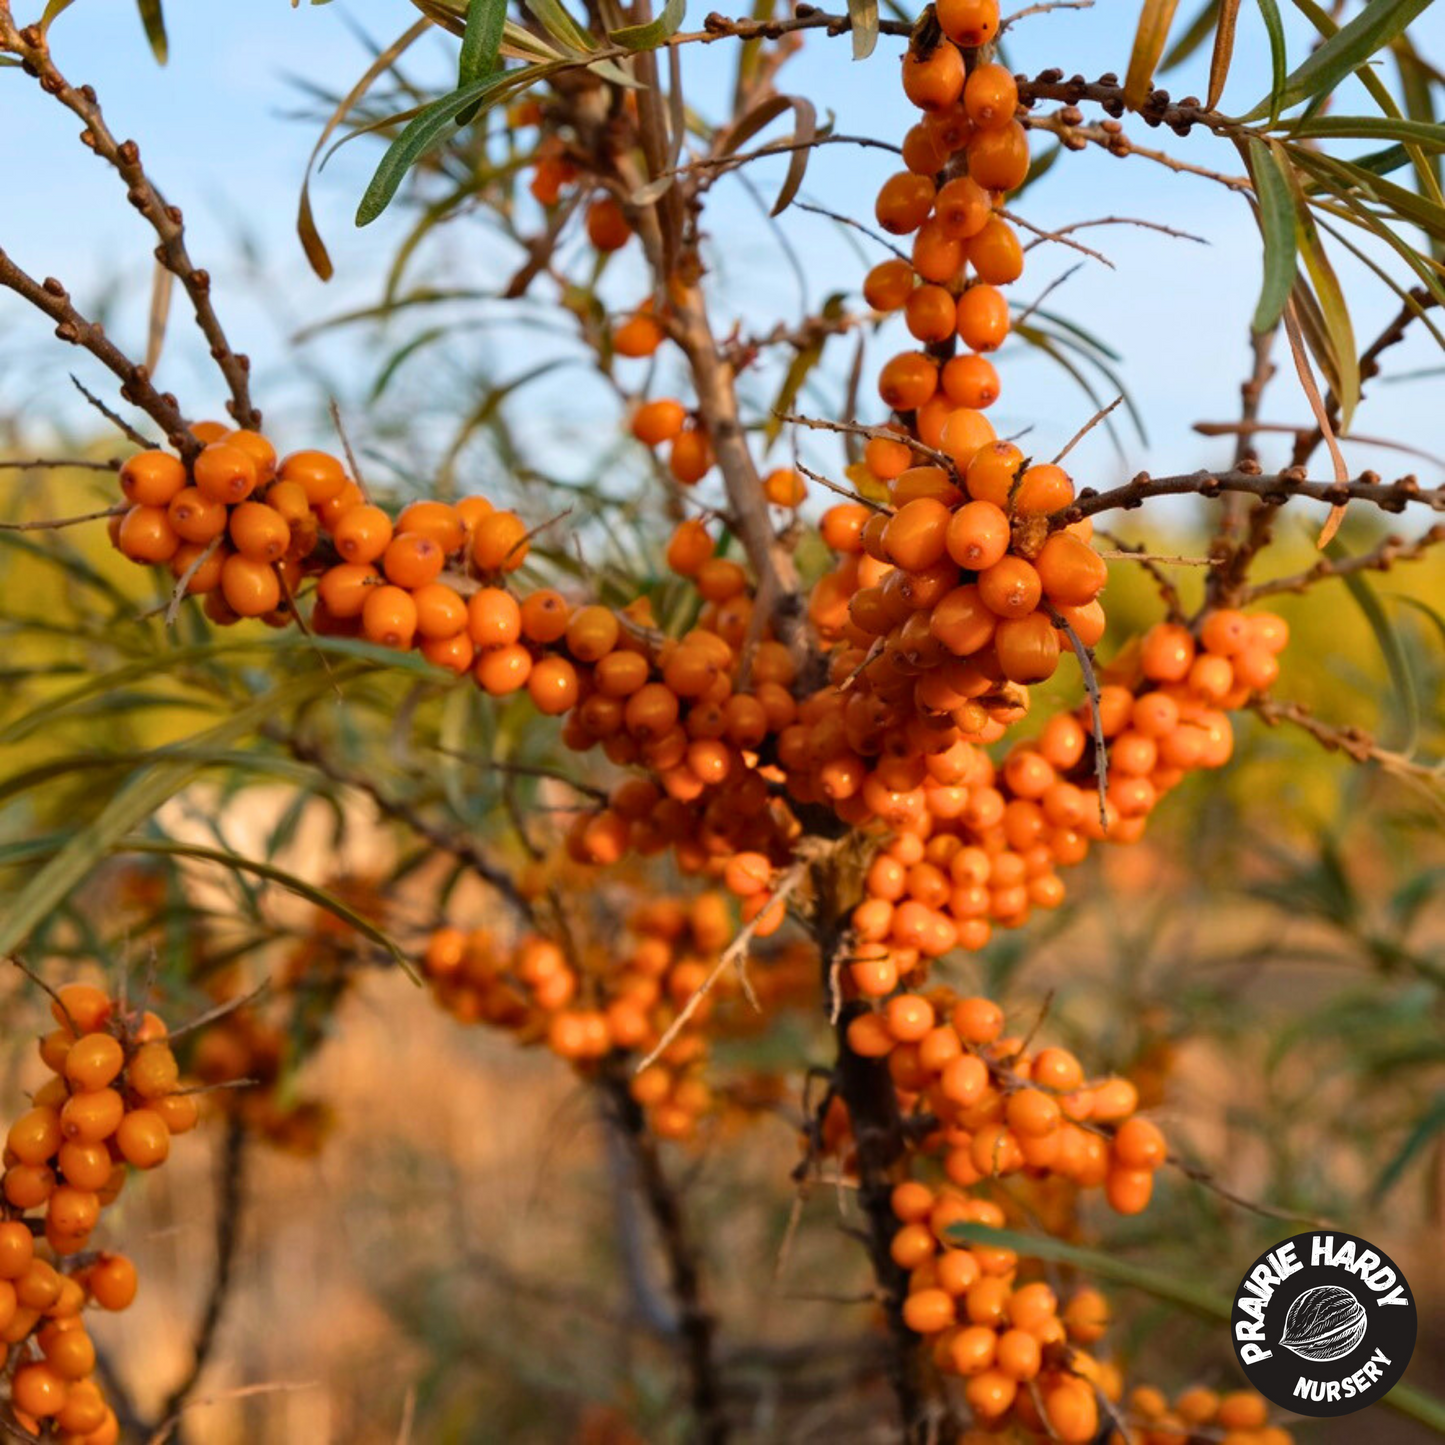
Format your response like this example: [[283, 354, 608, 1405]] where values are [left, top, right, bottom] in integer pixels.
[[0, 7, 259, 431], [1063, 466, 1445, 521], [0, 250, 194, 454], [1253, 698, 1444, 790]]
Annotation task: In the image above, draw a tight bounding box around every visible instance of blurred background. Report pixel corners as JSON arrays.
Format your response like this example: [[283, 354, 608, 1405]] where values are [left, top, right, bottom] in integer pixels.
[[0, 0, 1443, 1441]]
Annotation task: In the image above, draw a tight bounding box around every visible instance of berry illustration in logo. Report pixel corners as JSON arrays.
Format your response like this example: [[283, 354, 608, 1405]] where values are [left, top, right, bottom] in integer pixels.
[[1279, 1285, 1368, 1363], [1231, 1231, 1417, 1419]]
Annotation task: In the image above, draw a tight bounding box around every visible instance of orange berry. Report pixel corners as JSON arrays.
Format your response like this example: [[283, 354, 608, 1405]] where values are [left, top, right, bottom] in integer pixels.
[[939, 407, 997, 471], [87, 1253, 137, 1311], [0, 1224, 33, 1282], [361, 585, 418, 649], [1036, 531, 1107, 605], [885, 993, 935, 1042], [1013, 464, 1075, 515], [964, 63, 1018, 130], [8, 1108, 61, 1165], [220, 554, 281, 618], [952, 996, 1003, 1044], [566, 605, 620, 663], [120, 450, 187, 507], [63, 1035, 123, 1092], [937, 0, 1000, 46], [394, 501, 464, 552], [116, 505, 180, 564], [382, 532, 445, 589], [166, 486, 228, 544], [115, 1109, 169, 1169], [864, 259, 916, 312], [903, 1287, 956, 1334], [193, 442, 258, 505], [613, 310, 664, 358], [912, 219, 965, 284], [471, 510, 530, 572], [331, 504, 393, 564], [885, 498, 952, 570], [1106, 1165, 1154, 1214], [60, 1089, 123, 1144], [956, 284, 1010, 352], [631, 399, 688, 447], [967, 217, 1023, 285], [316, 563, 377, 619], [11, 1362, 66, 1418], [977, 556, 1042, 618], [474, 642, 532, 695], [669, 428, 714, 484], [128, 1042, 179, 1099], [46, 1184, 99, 1238], [528, 655, 581, 715], [902, 42, 965, 111], [226, 430, 276, 483], [967, 121, 1030, 191], [278, 450, 346, 504], [228, 501, 289, 563], [878, 352, 938, 412], [1140, 622, 1195, 682], [875, 172, 937, 234], [940, 353, 1000, 409], [847, 1011, 896, 1059], [412, 582, 468, 640], [902, 121, 951, 175], [905, 284, 959, 344], [586, 194, 632, 251], [1113, 1116, 1167, 1170]]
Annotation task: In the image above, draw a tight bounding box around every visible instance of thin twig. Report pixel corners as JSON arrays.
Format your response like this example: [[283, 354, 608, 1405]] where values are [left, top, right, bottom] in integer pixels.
[[636, 862, 809, 1074], [0, 504, 123, 532], [1053, 395, 1122, 465]]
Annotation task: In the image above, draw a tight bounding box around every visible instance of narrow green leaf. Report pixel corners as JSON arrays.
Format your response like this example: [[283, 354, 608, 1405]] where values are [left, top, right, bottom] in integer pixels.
[[126, 839, 417, 980], [1242, 137, 1298, 333], [1279, 114, 1445, 149], [523, 0, 596, 53], [1124, 0, 1183, 110], [136, 0, 168, 64], [1289, 165, 1360, 428], [1256, 0, 1288, 123], [1395, 34, 1445, 218], [848, 0, 880, 61], [460, 0, 508, 81], [1372, 1092, 1445, 1201], [1246, 0, 1434, 119], [1329, 547, 1420, 752], [949, 1225, 1234, 1319], [356, 67, 557, 226], [610, 0, 686, 51], [0, 683, 327, 960]]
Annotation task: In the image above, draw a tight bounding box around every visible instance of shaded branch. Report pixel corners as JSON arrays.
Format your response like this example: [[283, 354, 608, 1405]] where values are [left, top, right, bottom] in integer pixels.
[[0, 10, 259, 430], [0, 250, 193, 453]]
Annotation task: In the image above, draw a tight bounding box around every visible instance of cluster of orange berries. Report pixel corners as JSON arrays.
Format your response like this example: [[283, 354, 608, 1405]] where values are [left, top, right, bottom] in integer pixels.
[[837, 606, 1289, 966], [1108, 1383, 1294, 1445], [0, 985, 196, 1442], [422, 894, 816, 1141], [851, 994, 1164, 1214]]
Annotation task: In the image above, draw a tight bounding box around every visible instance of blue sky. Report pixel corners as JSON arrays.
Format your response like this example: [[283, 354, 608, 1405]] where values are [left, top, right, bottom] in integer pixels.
[[3, 0, 1444, 509]]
